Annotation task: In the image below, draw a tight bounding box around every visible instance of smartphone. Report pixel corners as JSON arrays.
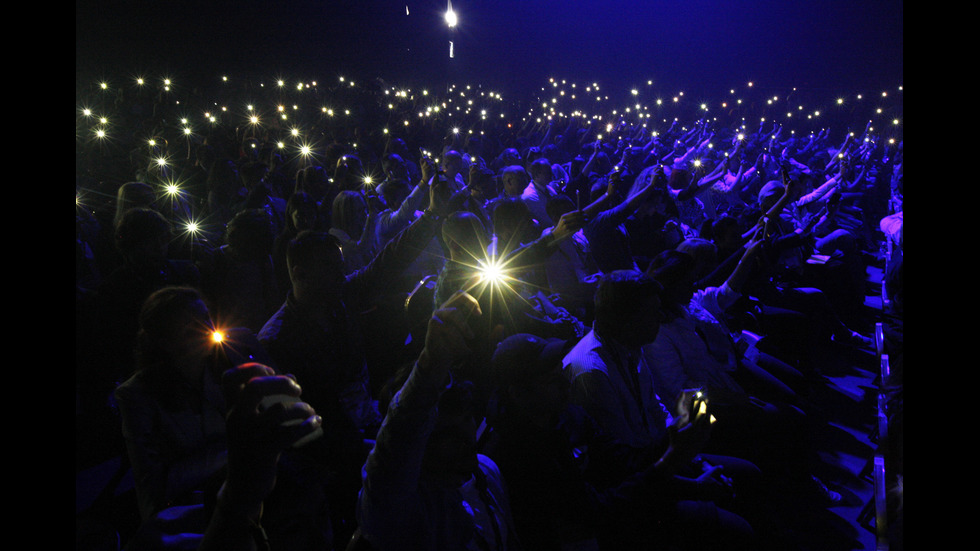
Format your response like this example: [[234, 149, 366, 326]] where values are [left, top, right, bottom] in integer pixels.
[[690, 389, 707, 419]]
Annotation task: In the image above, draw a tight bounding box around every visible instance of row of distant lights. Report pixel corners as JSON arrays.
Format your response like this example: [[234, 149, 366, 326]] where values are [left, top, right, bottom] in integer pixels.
[[84, 76, 900, 142], [84, 77, 512, 141], [532, 78, 901, 125]]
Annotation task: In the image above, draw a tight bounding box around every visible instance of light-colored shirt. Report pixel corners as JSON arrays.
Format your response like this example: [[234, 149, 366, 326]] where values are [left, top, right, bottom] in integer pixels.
[[563, 329, 673, 450], [521, 181, 560, 226]]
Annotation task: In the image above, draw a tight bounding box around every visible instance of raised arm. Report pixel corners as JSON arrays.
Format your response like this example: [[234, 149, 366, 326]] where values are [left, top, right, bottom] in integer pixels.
[[722, 229, 766, 296], [598, 166, 661, 225], [741, 165, 801, 239], [357, 292, 482, 546], [201, 363, 321, 551]]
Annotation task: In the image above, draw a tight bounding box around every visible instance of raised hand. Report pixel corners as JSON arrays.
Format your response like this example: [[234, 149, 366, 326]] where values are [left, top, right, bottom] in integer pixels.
[[219, 363, 321, 518], [551, 210, 587, 241]]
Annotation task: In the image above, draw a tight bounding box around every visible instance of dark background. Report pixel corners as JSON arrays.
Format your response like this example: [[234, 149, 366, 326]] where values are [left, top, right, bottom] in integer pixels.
[[76, 0, 903, 101]]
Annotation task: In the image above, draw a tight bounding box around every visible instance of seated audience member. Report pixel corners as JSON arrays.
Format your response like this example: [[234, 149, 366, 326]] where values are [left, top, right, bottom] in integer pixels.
[[489, 196, 541, 261], [329, 190, 380, 275], [645, 245, 806, 407], [98, 208, 202, 381], [373, 155, 433, 252], [562, 270, 674, 450], [540, 194, 598, 317], [498, 164, 530, 199], [486, 333, 757, 551], [273, 191, 321, 299], [584, 166, 670, 274], [357, 292, 521, 551], [258, 182, 447, 540], [523, 158, 561, 226], [440, 149, 468, 192], [564, 270, 767, 483], [113, 181, 158, 230], [294, 165, 332, 208], [115, 287, 230, 522], [240, 161, 287, 236], [742, 172, 872, 350], [206, 159, 247, 230], [201, 209, 281, 333]]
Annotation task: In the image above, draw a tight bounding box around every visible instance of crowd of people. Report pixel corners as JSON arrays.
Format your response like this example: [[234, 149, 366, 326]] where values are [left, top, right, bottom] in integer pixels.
[[76, 73, 904, 550]]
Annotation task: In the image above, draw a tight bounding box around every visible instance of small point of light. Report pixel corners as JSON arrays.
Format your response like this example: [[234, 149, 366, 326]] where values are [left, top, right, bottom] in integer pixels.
[[211, 330, 224, 343]]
